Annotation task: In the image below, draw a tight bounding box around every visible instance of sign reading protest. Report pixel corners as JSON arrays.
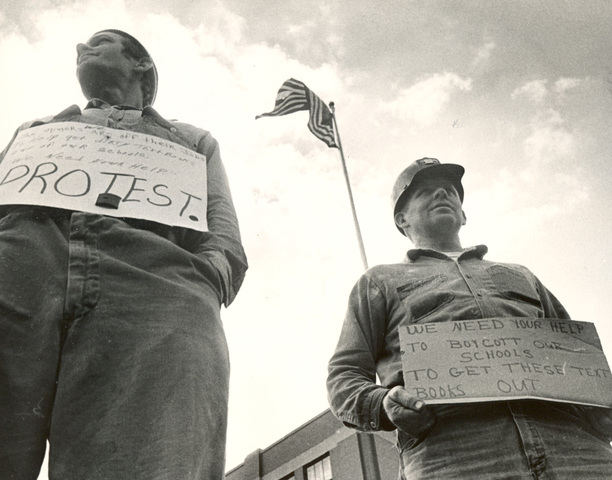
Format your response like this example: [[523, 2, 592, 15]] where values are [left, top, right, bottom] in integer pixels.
[[399, 318, 612, 408], [0, 122, 208, 231]]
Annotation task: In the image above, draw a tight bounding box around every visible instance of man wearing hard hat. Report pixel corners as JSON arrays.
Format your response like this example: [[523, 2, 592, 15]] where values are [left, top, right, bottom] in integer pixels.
[[327, 158, 612, 478], [0, 30, 247, 479]]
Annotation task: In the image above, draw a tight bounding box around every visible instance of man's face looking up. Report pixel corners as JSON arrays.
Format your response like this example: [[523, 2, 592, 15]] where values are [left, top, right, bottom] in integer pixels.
[[76, 32, 141, 100], [398, 177, 466, 242]]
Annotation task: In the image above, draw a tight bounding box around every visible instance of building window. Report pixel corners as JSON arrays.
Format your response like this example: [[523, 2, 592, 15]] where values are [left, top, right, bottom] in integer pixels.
[[280, 475, 295, 480], [305, 454, 332, 480]]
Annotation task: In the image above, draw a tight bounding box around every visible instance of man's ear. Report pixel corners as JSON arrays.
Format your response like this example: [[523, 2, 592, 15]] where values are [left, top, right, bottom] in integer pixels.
[[134, 57, 153, 74], [461, 210, 467, 226], [395, 211, 408, 230]]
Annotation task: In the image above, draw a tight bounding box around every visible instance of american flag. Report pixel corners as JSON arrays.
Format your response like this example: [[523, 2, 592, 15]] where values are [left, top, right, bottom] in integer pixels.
[[256, 78, 338, 148]]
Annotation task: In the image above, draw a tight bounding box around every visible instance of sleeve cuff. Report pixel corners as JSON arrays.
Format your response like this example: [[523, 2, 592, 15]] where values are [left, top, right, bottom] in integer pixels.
[[369, 387, 395, 431]]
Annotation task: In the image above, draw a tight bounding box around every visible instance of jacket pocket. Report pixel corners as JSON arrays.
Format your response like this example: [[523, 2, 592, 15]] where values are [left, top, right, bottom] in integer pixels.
[[487, 265, 542, 309], [396, 427, 431, 452], [396, 275, 455, 323]]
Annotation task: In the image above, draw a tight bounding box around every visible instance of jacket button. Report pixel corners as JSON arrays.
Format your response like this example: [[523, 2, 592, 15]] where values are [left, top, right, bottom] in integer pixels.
[[370, 421, 377, 428], [170, 127, 177, 133]]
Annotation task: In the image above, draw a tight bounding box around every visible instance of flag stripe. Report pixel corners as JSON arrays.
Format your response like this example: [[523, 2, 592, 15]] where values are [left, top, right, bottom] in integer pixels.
[[256, 78, 338, 148], [306, 90, 337, 147], [255, 79, 309, 118]]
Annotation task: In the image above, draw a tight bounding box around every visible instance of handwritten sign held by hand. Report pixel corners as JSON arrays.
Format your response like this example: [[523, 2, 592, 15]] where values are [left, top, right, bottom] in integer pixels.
[[399, 318, 612, 407], [0, 122, 208, 231]]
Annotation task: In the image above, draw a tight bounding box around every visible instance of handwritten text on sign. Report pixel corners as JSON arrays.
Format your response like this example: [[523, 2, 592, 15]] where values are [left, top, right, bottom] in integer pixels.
[[0, 122, 208, 231], [399, 318, 612, 407]]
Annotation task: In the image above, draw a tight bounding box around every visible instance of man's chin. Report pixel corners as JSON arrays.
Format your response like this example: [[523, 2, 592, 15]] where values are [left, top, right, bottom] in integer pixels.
[[77, 65, 109, 96], [430, 210, 460, 221], [429, 216, 462, 233]]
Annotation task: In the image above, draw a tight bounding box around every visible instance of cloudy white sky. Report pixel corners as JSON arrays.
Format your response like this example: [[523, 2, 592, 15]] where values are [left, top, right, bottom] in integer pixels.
[[1, 0, 611, 476]]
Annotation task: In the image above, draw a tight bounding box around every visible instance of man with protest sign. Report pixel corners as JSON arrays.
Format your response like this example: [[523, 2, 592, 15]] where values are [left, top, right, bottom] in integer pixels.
[[0, 30, 247, 480], [327, 158, 612, 478]]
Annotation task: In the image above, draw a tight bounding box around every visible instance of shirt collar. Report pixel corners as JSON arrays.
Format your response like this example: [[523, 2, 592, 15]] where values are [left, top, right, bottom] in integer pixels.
[[68, 99, 163, 122], [85, 98, 144, 111], [405, 244, 488, 262], [49, 102, 177, 142]]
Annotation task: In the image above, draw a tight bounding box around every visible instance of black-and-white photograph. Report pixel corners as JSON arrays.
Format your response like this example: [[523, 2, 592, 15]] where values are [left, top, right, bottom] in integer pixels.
[[1, 1, 611, 479]]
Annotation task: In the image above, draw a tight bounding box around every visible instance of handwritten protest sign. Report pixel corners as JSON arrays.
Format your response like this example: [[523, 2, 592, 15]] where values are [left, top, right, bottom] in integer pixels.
[[399, 318, 612, 407], [0, 122, 208, 231]]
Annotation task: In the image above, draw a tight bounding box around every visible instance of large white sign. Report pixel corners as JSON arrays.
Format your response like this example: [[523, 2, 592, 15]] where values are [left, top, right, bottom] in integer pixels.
[[0, 122, 208, 231], [399, 317, 612, 408]]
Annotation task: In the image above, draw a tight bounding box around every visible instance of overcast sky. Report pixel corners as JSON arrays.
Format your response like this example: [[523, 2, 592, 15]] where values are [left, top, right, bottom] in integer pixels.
[[1, 0, 611, 476]]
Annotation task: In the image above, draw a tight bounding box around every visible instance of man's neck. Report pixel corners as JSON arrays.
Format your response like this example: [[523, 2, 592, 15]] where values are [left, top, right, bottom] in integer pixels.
[[411, 235, 462, 252], [91, 87, 144, 108]]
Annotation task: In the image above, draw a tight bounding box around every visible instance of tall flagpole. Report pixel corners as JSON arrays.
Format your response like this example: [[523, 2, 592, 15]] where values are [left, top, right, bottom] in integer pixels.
[[329, 102, 369, 270]]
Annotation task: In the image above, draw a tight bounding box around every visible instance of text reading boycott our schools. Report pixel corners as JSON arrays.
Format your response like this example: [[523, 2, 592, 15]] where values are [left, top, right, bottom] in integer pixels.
[[398, 318, 612, 408], [0, 122, 208, 231]]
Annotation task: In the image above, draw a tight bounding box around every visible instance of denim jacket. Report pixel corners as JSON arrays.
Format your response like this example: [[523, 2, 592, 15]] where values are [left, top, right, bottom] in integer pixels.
[[326, 245, 573, 432], [0, 100, 247, 306]]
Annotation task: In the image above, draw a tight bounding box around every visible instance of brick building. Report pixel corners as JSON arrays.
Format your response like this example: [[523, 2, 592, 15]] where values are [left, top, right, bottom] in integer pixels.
[[226, 409, 399, 480]]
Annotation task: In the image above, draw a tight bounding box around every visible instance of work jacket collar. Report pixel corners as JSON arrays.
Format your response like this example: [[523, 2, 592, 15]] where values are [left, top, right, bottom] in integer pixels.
[[50, 100, 174, 132], [405, 244, 488, 262]]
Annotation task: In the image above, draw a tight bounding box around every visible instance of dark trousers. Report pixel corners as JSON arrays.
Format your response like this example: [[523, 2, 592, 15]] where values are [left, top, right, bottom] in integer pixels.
[[0, 209, 230, 479], [399, 401, 612, 479]]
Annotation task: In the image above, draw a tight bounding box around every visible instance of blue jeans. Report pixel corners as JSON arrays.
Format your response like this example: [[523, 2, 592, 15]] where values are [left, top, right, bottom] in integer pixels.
[[0, 209, 230, 479], [398, 401, 612, 479]]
